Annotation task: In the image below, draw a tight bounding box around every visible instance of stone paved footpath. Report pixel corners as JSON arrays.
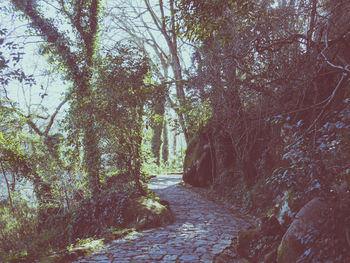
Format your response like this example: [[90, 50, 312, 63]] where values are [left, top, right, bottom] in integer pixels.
[[75, 174, 252, 263]]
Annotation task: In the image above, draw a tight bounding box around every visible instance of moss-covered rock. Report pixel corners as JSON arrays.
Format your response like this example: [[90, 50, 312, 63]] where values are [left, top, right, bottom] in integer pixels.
[[124, 196, 174, 230], [102, 228, 135, 243], [183, 134, 202, 173]]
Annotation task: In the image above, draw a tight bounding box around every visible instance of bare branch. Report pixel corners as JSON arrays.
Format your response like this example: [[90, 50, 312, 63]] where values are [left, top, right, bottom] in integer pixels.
[[306, 73, 347, 133], [44, 93, 71, 136]]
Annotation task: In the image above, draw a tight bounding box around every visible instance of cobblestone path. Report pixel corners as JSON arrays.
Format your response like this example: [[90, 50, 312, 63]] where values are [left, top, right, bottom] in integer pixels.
[[75, 174, 252, 262]]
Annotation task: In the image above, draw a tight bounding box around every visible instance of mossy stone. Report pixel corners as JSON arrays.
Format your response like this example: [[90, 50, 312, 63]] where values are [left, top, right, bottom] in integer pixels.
[[124, 196, 174, 230]]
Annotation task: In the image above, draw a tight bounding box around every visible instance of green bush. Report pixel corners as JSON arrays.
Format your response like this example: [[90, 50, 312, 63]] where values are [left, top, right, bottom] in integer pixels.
[[0, 198, 73, 262], [0, 200, 37, 261], [71, 187, 138, 239]]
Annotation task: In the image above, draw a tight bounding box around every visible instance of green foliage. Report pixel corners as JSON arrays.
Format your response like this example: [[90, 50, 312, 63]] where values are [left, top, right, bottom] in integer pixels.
[[0, 198, 72, 262], [168, 148, 185, 171], [0, 1, 173, 261], [0, 131, 33, 179], [267, 96, 350, 198], [92, 43, 152, 186], [0, 199, 36, 261], [71, 189, 134, 238], [178, 0, 256, 41], [184, 98, 212, 137], [141, 128, 163, 176]]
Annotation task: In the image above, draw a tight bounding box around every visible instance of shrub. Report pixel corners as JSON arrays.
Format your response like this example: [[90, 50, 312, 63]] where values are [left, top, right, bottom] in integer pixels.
[[0, 200, 37, 261], [71, 187, 138, 239]]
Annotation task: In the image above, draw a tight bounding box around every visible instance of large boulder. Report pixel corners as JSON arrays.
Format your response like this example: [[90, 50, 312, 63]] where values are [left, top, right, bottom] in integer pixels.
[[277, 197, 330, 263], [183, 133, 214, 187], [123, 196, 174, 230]]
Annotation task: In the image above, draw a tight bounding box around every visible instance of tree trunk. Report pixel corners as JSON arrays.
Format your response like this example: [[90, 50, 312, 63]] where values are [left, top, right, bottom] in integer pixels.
[[162, 120, 169, 163], [151, 96, 165, 165], [0, 162, 13, 211], [172, 133, 177, 156], [76, 72, 101, 197], [82, 119, 101, 197]]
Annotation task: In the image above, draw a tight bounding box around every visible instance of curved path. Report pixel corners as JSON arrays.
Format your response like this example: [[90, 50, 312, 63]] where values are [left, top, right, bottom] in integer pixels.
[[75, 174, 252, 262]]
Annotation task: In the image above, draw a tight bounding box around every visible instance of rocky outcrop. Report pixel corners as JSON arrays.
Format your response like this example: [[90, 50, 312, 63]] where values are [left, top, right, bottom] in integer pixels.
[[182, 123, 274, 194], [277, 197, 330, 263], [124, 196, 174, 230], [183, 133, 214, 187]]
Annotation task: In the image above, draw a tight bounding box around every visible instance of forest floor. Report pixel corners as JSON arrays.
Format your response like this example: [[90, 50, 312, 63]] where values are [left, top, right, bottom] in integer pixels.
[[74, 173, 253, 262]]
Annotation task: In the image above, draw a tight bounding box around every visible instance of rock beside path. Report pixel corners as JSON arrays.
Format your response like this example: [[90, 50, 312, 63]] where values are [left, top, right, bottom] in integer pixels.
[[124, 196, 174, 230], [277, 197, 330, 263], [74, 174, 252, 262]]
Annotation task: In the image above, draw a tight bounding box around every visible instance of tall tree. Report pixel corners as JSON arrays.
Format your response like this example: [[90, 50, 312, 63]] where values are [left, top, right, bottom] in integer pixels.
[[94, 44, 151, 193], [151, 100, 165, 165], [145, 0, 190, 142], [11, 0, 102, 197], [106, 0, 190, 143]]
